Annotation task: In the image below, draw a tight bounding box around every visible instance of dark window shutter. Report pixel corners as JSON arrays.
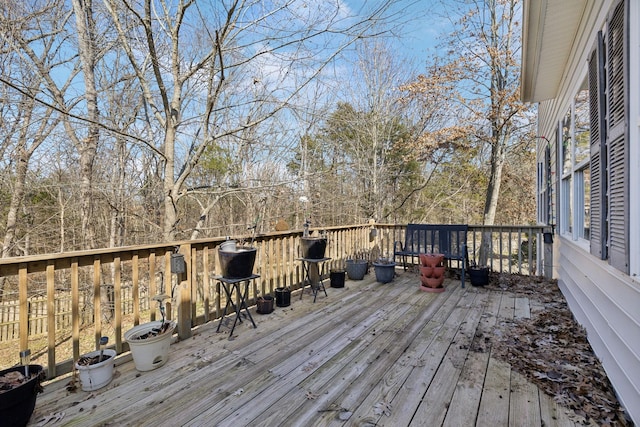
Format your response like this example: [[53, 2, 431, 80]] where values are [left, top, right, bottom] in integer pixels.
[[606, 0, 629, 273], [545, 145, 551, 225], [589, 33, 607, 259]]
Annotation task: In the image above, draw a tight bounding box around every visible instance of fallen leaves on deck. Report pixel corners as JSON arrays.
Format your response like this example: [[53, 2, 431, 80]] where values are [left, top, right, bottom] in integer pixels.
[[305, 391, 319, 400], [372, 400, 392, 417], [34, 411, 65, 426], [477, 273, 631, 426]]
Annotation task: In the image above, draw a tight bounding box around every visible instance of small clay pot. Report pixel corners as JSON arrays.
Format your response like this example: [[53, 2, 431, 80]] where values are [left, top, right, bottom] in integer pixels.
[[419, 253, 444, 268], [419, 266, 433, 277], [432, 266, 446, 278], [420, 284, 446, 293], [256, 296, 274, 314], [421, 276, 444, 288]]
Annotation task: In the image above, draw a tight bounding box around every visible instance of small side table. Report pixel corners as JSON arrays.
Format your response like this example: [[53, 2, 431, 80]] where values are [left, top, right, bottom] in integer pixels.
[[214, 274, 259, 336], [298, 257, 331, 302]]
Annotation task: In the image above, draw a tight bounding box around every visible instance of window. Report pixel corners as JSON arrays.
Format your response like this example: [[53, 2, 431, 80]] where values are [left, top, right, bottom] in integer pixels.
[[574, 88, 590, 240], [560, 111, 572, 234], [559, 83, 591, 241], [537, 142, 554, 226]]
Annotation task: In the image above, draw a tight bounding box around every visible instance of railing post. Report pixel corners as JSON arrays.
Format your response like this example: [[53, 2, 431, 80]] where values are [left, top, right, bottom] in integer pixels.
[[177, 243, 192, 340], [543, 227, 554, 279], [18, 263, 28, 359]]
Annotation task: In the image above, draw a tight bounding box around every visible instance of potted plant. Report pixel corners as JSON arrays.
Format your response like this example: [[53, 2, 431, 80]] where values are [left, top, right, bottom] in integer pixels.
[[419, 253, 445, 268], [345, 258, 368, 280], [256, 294, 274, 314], [124, 295, 176, 372], [275, 287, 291, 307], [418, 253, 446, 292], [372, 257, 396, 284], [329, 268, 346, 288], [218, 244, 257, 279], [0, 350, 45, 427], [74, 336, 116, 391], [468, 264, 490, 286]]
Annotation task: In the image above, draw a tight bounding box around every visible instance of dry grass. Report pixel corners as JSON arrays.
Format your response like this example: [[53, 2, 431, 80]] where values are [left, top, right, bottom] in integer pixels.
[[0, 311, 151, 370]]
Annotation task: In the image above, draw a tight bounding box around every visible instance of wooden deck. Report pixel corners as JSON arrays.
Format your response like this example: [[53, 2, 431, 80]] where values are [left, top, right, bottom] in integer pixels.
[[29, 270, 592, 427]]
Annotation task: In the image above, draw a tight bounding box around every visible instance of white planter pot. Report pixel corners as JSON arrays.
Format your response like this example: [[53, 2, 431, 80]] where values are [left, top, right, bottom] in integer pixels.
[[75, 349, 116, 391], [124, 321, 176, 372]]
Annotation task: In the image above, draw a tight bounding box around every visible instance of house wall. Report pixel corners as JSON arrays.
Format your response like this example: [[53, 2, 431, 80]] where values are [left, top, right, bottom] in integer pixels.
[[557, 240, 640, 422], [535, 0, 640, 422]]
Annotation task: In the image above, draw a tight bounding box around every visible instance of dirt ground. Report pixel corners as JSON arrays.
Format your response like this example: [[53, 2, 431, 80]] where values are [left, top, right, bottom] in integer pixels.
[[475, 273, 632, 426]]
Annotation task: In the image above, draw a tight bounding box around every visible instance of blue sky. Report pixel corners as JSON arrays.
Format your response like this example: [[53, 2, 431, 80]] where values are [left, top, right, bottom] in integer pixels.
[[343, 0, 449, 67]]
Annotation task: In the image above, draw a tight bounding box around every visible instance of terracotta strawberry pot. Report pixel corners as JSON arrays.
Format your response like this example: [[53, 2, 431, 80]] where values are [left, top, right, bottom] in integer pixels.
[[421, 276, 444, 288], [432, 266, 446, 278], [420, 253, 444, 268], [419, 266, 433, 277]]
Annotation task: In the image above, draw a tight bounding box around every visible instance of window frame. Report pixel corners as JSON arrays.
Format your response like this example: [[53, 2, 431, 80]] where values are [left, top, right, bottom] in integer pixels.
[[559, 84, 590, 245]]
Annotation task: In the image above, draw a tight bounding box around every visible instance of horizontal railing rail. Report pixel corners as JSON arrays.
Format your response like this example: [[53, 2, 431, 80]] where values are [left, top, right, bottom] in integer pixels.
[[0, 223, 552, 378], [375, 224, 552, 276]]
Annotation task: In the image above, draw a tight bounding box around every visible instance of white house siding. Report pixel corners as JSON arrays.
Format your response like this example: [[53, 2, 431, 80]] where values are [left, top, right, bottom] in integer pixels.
[[528, 0, 640, 423], [557, 240, 640, 422]]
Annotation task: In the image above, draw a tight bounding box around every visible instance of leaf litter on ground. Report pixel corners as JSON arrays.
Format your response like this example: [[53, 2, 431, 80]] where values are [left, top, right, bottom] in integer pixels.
[[473, 273, 632, 426]]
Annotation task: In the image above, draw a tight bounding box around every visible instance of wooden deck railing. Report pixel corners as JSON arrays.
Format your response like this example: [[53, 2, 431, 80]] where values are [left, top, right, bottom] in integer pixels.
[[0, 223, 552, 378]]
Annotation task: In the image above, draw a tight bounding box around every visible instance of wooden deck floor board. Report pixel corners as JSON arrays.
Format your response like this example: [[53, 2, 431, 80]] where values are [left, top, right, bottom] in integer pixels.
[[407, 291, 490, 427], [442, 288, 502, 427], [372, 286, 479, 427], [183, 282, 418, 426], [476, 356, 511, 427], [320, 282, 463, 425], [218, 296, 419, 425], [333, 285, 466, 427], [514, 297, 531, 319], [28, 272, 597, 427], [509, 370, 542, 427], [315, 292, 461, 427], [247, 300, 419, 426]]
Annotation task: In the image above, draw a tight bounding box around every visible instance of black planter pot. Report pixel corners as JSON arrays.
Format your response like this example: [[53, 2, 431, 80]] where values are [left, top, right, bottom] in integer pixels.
[[275, 287, 291, 307], [345, 259, 367, 280], [469, 267, 489, 286], [301, 237, 327, 259], [218, 246, 257, 279], [0, 364, 44, 427], [330, 269, 346, 288]]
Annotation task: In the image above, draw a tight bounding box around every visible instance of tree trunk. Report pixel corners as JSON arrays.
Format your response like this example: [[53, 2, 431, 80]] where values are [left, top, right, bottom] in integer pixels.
[[479, 144, 506, 266], [72, 0, 100, 249], [163, 122, 179, 241], [2, 150, 29, 258]]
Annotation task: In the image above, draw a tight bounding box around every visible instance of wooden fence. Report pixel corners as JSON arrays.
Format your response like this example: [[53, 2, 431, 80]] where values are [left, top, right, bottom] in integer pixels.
[[0, 287, 149, 341], [0, 223, 552, 379]]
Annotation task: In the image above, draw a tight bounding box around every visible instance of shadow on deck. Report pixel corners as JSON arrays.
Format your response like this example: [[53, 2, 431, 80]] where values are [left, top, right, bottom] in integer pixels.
[[30, 270, 598, 426]]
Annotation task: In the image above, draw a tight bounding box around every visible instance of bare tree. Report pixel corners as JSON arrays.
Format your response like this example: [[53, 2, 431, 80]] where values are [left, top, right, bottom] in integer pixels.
[[102, 0, 401, 241], [1, 0, 113, 250], [70, 0, 102, 248], [401, 0, 535, 261], [440, 0, 534, 222], [0, 0, 423, 251], [0, 3, 62, 257]]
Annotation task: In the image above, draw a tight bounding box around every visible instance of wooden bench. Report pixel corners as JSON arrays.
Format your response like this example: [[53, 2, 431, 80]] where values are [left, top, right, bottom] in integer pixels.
[[394, 224, 469, 287]]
